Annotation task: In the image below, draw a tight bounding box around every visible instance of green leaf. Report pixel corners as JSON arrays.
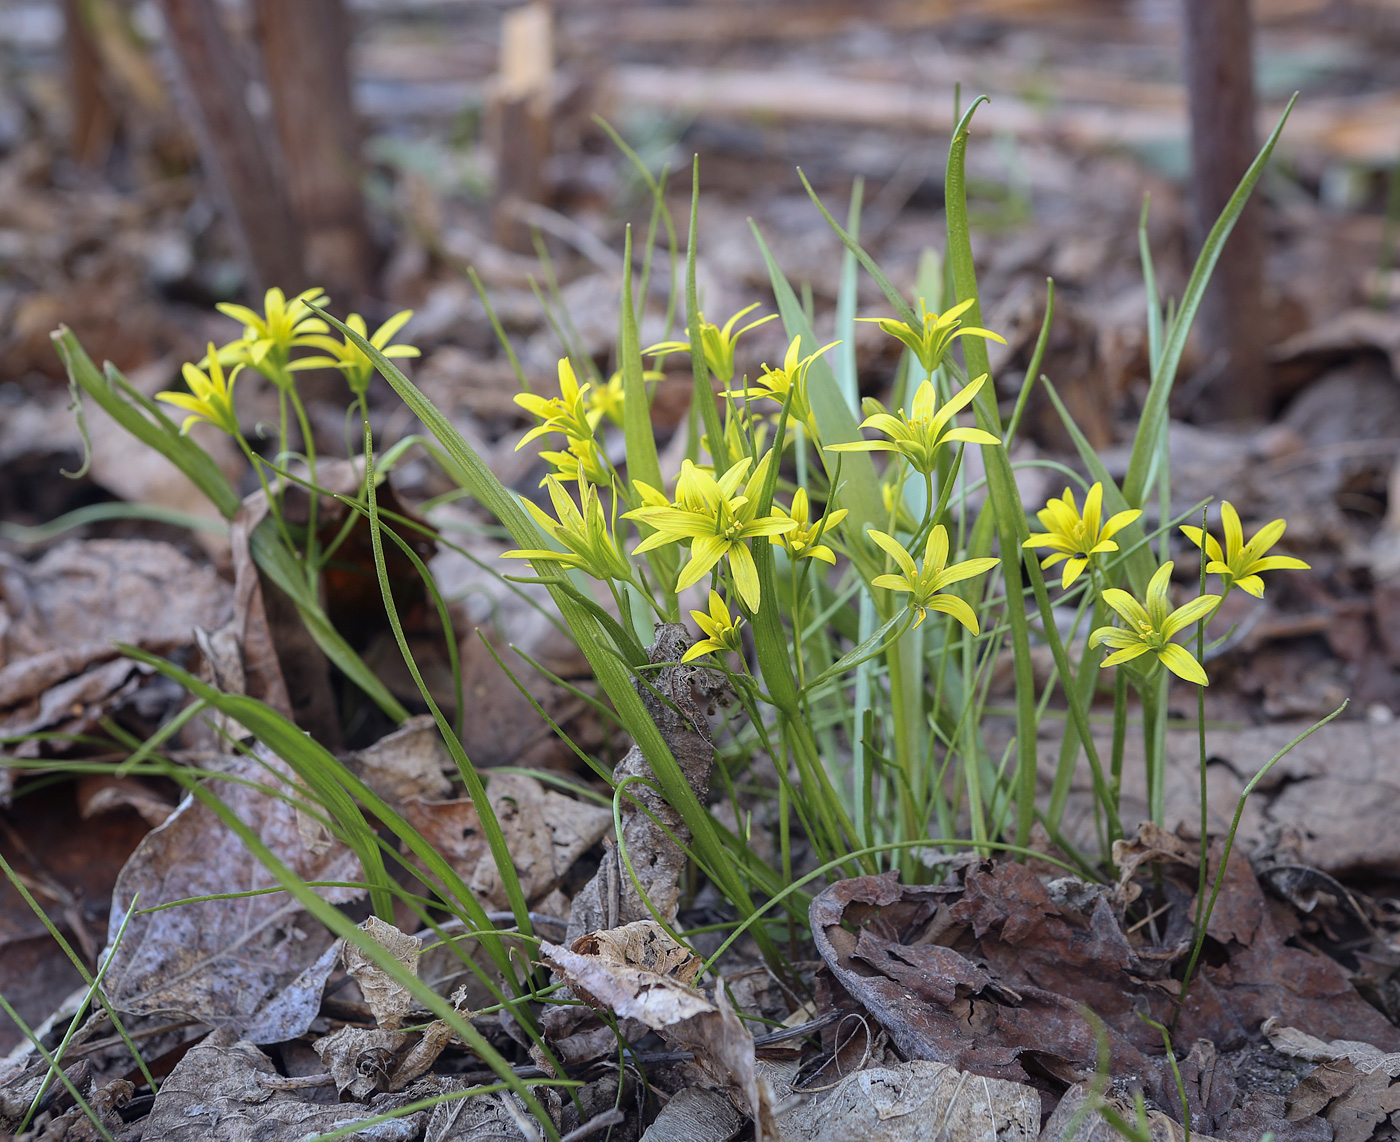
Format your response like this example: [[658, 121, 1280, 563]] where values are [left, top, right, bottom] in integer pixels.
[[51, 328, 241, 519], [686, 157, 727, 469]]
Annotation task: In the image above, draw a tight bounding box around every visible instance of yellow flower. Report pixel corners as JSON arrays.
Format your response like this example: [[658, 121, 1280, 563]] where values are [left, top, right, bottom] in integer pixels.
[[825, 375, 1001, 475], [726, 336, 839, 436], [586, 369, 664, 429], [216, 287, 330, 388], [1181, 502, 1310, 599], [1089, 562, 1220, 685], [297, 310, 420, 395], [540, 435, 612, 487], [646, 304, 777, 384], [1023, 483, 1142, 589], [770, 488, 847, 564], [502, 474, 630, 582], [858, 297, 1005, 376], [681, 591, 745, 662], [157, 343, 241, 436], [623, 453, 796, 611], [514, 358, 597, 450], [867, 526, 999, 633]]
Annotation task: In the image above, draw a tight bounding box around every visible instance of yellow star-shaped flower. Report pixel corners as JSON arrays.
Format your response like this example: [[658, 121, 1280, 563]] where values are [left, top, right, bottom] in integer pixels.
[[1181, 502, 1310, 599], [1023, 482, 1142, 589], [1089, 562, 1220, 685]]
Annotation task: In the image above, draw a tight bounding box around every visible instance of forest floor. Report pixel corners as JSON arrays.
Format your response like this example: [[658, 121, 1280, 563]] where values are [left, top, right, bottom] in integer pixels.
[[5, 1, 1400, 1139]]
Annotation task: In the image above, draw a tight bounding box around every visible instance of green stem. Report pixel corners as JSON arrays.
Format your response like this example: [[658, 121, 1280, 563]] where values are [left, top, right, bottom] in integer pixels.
[[289, 385, 320, 586]]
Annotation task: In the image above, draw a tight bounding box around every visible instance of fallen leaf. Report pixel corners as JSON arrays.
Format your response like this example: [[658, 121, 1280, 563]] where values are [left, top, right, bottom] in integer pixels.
[[0, 538, 232, 769], [314, 1025, 412, 1100], [776, 1059, 1040, 1142], [143, 1028, 427, 1139], [573, 920, 703, 984], [102, 746, 364, 1042], [348, 715, 454, 808], [343, 915, 423, 1030], [643, 1086, 743, 1142], [416, 1075, 560, 1141], [402, 771, 611, 910], [809, 844, 1400, 1115], [541, 936, 774, 1138]]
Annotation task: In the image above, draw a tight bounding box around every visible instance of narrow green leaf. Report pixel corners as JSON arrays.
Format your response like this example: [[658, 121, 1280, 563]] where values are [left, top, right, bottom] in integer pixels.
[[51, 328, 241, 518], [686, 157, 727, 468], [620, 224, 663, 494]]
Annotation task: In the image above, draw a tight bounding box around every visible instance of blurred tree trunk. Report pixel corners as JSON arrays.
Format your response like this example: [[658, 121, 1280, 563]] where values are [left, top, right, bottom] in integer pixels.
[[1183, 0, 1269, 421], [156, 0, 306, 294], [64, 0, 116, 167], [252, 0, 370, 301]]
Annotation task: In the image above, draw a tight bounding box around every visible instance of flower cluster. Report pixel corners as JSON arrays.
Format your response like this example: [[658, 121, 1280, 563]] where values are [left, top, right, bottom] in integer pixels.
[[1022, 486, 1310, 685], [155, 287, 419, 435]]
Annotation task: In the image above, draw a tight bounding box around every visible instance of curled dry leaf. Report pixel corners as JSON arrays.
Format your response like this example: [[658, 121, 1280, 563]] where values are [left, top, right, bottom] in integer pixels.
[[144, 1028, 427, 1140], [573, 919, 703, 984], [343, 915, 424, 1030], [776, 1060, 1040, 1142], [314, 1025, 412, 1101], [402, 770, 612, 910], [102, 747, 364, 1043], [541, 937, 774, 1138]]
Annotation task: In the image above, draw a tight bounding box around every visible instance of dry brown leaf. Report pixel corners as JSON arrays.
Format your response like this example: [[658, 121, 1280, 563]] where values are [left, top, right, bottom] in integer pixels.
[[343, 915, 423, 1030], [643, 1086, 744, 1142], [0, 538, 232, 768], [347, 715, 454, 808], [314, 1025, 412, 1101], [810, 851, 1400, 1117], [402, 771, 611, 910], [541, 939, 774, 1138], [144, 1028, 427, 1139], [75, 773, 175, 827], [573, 919, 702, 984], [777, 1060, 1040, 1142], [102, 746, 364, 1042]]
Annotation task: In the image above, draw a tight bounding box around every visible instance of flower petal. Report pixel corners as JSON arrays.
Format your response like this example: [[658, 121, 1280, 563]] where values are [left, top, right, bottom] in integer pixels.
[[1159, 594, 1220, 639], [1100, 644, 1150, 668], [924, 593, 980, 635], [1101, 587, 1150, 629], [1157, 643, 1208, 685], [728, 542, 762, 612]]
